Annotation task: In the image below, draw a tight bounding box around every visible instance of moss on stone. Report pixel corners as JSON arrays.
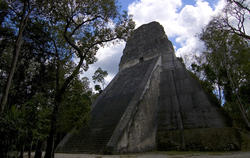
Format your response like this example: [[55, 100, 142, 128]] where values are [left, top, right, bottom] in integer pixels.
[[240, 131, 250, 151], [157, 128, 241, 151]]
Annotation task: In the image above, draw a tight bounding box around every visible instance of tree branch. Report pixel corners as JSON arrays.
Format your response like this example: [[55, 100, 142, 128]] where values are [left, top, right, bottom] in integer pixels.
[[69, 15, 102, 37], [63, 20, 83, 57], [230, 0, 250, 13]]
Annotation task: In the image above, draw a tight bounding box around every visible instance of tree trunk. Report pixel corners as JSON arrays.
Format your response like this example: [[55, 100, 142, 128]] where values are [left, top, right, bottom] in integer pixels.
[[34, 140, 43, 158], [18, 145, 24, 158], [236, 96, 250, 129], [28, 140, 33, 158], [44, 49, 84, 158], [0, 29, 24, 112], [0, 1, 30, 113], [44, 45, 60, 158], [44, 99, 58, 158], [222, 49, 250, 129]]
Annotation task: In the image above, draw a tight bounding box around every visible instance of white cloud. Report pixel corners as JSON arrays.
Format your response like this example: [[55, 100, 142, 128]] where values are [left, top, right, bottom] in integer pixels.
[[175, 0, 225, 67], [128, 0, 182, 36], [128, 0, 226, 65]]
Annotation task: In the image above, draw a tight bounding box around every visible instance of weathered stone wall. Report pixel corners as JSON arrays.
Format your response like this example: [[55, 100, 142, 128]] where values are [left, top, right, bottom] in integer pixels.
[[57, 21, 241, 154], [157, 128, 240, 151], [119, 21, 169, 71], [115, 57, 161, 153]]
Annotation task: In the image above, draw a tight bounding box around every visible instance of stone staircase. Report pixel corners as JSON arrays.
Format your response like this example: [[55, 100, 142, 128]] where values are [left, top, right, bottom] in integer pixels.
[[57, 59, 157, 153]]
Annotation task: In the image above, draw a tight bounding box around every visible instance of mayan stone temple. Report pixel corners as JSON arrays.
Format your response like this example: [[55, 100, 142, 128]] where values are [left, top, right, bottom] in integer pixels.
[[57, 21, 240, 153]]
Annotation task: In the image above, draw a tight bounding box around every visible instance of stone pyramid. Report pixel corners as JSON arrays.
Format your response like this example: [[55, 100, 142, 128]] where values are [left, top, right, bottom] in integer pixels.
[[57, 21, 240, 153]]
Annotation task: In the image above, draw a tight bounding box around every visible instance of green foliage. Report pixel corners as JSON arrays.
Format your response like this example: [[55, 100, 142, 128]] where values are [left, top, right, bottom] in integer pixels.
[[0, 107, 20, 157], [92, 67, 108, 89], [193, 13, 250, 129], [58, 78, 92, 132], [0, 0, 134, 157], [0, 94, 51, 157], [22, 93, 52, 140], [95, 85, 102, 91], [94, 84, 103, 94]]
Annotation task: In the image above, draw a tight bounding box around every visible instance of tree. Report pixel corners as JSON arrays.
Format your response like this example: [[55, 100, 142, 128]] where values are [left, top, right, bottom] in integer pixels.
[[0, 1, 93, 157], [213, 0, 250, 40], [92, 67, 108, 89], [38, 1, 135, 157], [0, 0, 33, 112], [0, 5, 67, 156], [198, 19, 250, 129], [0, 93, 51, 158], [57, 77, 91, 133], [94, 85, 102, 93], [0, 15, 59, 157], [0, 1, 134, 157], [191, 0, 250, 129]]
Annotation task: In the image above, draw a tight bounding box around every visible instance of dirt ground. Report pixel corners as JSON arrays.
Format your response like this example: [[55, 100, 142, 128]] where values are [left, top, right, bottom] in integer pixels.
[[52, 152, 250, 158]]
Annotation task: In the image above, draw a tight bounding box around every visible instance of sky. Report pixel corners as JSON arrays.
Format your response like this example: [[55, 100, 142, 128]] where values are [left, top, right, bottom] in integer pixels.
[[83, 0, 227, 89]]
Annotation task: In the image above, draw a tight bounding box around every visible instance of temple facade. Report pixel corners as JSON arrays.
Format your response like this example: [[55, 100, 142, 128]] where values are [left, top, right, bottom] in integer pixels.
[[56, 22, 240, 153]]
